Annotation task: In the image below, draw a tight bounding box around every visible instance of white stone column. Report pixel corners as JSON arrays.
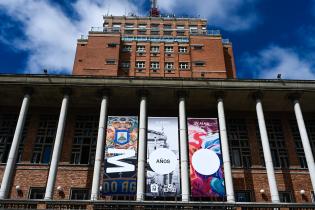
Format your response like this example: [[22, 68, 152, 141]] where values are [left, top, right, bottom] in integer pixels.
[[0, 92, 31, 199], [292, 98, 315, 192], [178, 92, 190, 202], [255, 94, 280, 203], [136, 91, 148, 201], [44, 92, 70, 200], [91, 93, 109, 200], [216, 96, 235, 202]]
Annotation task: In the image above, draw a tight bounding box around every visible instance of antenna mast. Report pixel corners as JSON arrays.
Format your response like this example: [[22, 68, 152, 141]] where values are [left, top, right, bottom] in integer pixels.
[[150, 0, 160, 17]]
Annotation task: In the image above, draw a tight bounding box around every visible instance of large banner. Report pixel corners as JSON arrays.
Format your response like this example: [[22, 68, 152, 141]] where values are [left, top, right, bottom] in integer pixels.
[[187, 118, 225, 198], [103, 116, 138, 195], [146, 117, 181, 197]]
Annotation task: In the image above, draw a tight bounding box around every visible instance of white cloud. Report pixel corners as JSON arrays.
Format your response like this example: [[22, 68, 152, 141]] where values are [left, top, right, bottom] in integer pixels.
[[0, 0, 140, 74], [241, 46, 315, 80], [0, 0, 259, 74], [158, 0, 259, 31]]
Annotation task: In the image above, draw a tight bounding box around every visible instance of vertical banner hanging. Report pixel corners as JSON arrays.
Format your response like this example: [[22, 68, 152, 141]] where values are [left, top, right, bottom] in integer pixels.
[[146, 117, 181, 197], [187, 118, 225, 198], [103, 116, 138, 195]]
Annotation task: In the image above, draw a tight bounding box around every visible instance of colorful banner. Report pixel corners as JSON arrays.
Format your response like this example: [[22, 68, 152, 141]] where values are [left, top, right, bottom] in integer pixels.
[[187, 118, 225, 198], [102, 116, 138, 195], [146, 117, 181, 197]]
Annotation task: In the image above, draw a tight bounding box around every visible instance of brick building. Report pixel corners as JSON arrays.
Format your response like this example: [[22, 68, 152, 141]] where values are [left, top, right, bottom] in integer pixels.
[[0, 1, 315, 209], [73, 15, 236, 79]]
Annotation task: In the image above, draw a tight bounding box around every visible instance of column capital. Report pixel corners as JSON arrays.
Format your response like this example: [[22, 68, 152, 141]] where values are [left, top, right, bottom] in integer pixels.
[[136, 89, 150, 98], [252, 91, 263, 101], [214, 91, 225, 101], [97, 88, 111, 97], [288, 92, 303, 102], [61, 87, 72, 96], [176, 90, 189, 99]]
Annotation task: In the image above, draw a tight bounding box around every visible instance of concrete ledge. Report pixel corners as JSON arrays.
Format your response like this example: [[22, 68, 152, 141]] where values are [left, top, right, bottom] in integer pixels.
[[0, 74, 314, 91]]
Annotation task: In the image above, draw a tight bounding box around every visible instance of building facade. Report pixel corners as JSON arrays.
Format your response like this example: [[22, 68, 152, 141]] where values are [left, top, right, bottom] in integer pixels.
[[73, 15, 236, 79], [0, 2, 315, 210]]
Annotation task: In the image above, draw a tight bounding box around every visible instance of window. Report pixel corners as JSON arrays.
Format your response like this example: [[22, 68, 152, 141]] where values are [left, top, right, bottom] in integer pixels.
[[163, 24, 172, 29], [150, 62, 159, 70], [112, 24, 121, 32], [227, 119, 251, 168], [106, 59, 116, 65], [194, 61, 205, 66], [151, 46, 159, 53], [279, 191, 293, 203], [177, 31, 185, 36], [31, 115, 57, 164], [70, 188, 90, 200], [136, 45, 145, 52], [256, 119, 289, 168], [179, 46, 188, 53], [165, 46, 173, 53], [193, 45, 204, 50], [0, 114, 28, 163], [122, 45, 132, 52], [151, 23, 159, 28], [138, 24, 147, 29], [29, 187, 45, 199], [189, 26, 198, 33], [138, 30, 146, 35], [121, 62, 130, 69], [290, 120, 315, 168], [165, 62, 174, 70], [151, 31, 159, 35], [179, 62, 189, 70], [312, 191, 315, 203], [235, 191, 251, 202], [138, 24, 147, 34], [164, 31, 172, 36], [124, 30, 134, 35], [125, 23, 134, 28], [107, 43, 117, 48], [71, 116, 98, 165], [136, 61, 145, 69], [176, 25, 185, 31]]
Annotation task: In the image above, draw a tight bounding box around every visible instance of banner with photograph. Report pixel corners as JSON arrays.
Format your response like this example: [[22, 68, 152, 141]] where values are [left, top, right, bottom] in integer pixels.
[[102, 116, 138, 195], [187, 118, 225, 198], [146, 117, 181, 197]]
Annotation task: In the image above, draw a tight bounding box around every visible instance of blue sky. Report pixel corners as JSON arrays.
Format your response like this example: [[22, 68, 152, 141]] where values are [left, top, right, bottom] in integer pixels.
[[0, 0, 315, 79]]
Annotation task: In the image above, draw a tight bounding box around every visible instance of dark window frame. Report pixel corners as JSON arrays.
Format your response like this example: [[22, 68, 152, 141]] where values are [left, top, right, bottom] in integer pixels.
[[0, 114, 28, 163], [227, 119, 251, 168], [279, 191, 294, 203], [235, 190, 252, 202], [71, 115, 98, 165], [70, 188, 90, 200], [290, 119, 315, 168], [29, 187, 45, 199], [31, 115, 58, 164], [256, 119, 290, 168]]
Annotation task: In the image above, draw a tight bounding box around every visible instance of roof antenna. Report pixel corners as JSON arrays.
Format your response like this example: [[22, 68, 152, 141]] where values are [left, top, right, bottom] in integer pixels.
[[150, 0, 160, 17]]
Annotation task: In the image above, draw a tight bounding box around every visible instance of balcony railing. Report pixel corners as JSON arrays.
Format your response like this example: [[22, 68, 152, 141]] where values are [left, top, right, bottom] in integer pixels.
[[0, 199, 315, 210], [89, 27, 221, 36]]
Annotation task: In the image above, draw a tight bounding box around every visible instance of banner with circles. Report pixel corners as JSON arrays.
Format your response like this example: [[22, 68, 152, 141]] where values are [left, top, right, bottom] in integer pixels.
[[146, 117, 181, 197], [187, 118, 225, 198]]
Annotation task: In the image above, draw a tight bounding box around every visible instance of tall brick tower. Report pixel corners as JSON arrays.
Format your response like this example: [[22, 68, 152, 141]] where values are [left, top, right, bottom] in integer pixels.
[[72, 1, 236, 79]]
